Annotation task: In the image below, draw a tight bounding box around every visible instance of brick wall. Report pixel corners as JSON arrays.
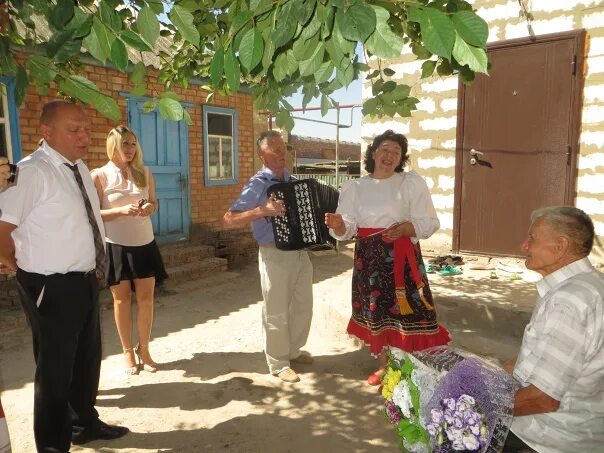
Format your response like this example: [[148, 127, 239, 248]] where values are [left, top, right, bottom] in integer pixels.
[[289, 135, 361, 161], [13, 51, 256, 243]]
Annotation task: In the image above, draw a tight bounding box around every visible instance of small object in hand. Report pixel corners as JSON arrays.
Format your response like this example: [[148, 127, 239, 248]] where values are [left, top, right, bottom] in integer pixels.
[[138, 198, 147, 208], [7, 163, 18, 184]]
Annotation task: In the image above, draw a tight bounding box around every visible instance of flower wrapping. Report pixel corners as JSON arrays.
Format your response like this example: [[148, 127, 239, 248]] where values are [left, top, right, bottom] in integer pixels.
[[381, 346, 518, 452]]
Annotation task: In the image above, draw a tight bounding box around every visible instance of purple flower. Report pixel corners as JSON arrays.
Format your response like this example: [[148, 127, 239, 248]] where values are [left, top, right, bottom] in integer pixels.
[[426, 423, 438, 436], [463, 409, 480, 425], [385, 401, 401, 424], [442, 397, 456, 411]]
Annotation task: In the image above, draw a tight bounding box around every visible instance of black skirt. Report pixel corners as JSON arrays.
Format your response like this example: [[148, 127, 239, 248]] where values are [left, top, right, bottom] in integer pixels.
[[105, 239, 168, 288]]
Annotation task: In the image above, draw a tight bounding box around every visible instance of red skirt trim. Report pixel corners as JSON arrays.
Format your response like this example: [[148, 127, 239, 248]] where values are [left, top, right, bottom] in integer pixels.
[[347, 318, 451, 357]]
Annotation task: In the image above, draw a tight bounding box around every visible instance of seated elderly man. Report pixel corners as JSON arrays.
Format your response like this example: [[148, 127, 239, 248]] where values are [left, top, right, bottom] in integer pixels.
[[503, 206, 603, 453]]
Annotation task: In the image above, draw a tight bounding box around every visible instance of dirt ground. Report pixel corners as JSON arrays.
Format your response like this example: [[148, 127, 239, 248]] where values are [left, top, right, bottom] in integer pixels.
[[0, 247, 538, 453]]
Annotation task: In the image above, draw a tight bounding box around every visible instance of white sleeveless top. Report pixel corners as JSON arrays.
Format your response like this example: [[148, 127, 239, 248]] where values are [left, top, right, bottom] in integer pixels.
[[92, 161, 154, 246]]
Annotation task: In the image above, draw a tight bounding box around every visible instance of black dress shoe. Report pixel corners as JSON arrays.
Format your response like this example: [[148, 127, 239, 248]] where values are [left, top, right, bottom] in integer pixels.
[[72, 419, 129, 445]]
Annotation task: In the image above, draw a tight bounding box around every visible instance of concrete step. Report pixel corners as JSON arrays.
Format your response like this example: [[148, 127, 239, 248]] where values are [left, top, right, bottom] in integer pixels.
[[165, 257, 228, 285], [160, 244, 215, 267]]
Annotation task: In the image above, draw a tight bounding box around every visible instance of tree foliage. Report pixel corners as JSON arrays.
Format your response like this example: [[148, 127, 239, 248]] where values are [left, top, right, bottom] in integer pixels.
[[0, 0, 489, 129]]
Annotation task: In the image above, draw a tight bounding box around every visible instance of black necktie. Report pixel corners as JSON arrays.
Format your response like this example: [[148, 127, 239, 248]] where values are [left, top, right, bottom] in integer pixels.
[[65, 163, 106, 280]]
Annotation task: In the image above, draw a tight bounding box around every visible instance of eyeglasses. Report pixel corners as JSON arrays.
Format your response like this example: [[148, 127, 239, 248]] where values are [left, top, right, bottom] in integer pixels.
[[376, 145, 402, 155]]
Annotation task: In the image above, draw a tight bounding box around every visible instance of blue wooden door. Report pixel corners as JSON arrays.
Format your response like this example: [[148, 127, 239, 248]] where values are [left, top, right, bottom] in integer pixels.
[[128, 98, 190, 243]]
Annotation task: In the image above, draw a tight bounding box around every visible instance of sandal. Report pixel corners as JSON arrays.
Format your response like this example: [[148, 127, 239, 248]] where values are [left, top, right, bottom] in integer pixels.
[[135, 343, 158, 373], [437, 264, 463, 276], [367, 368, 385, 386], [123, 348, 139, 375]]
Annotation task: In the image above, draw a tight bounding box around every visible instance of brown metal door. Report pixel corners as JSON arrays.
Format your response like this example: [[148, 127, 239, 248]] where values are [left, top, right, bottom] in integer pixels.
[[454, 30, 585, 256]]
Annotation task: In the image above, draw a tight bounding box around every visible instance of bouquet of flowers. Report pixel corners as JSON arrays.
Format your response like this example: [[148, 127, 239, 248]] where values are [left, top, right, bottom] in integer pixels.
[[381, 346, 518, 453]]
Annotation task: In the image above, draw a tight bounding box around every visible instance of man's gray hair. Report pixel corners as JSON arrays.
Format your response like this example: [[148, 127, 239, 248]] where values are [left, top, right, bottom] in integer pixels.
[[531, 206, 595, 256], [256, 129, 282, 150]]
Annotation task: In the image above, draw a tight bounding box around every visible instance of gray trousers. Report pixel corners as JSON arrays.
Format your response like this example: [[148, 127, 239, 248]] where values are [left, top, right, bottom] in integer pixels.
[[258, 245, 313, 374]]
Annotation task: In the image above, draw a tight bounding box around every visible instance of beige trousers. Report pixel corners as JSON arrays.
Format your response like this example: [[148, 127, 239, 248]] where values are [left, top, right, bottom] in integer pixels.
[[258, 245, 314, 374]]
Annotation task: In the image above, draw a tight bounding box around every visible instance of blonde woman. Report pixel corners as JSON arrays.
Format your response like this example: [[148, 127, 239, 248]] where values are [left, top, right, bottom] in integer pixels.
[[92, 126, 167, 375]]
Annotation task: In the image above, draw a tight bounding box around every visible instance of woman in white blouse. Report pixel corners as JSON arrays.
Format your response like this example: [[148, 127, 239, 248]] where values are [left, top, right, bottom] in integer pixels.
[[325, 130, 450, 385], [92, 126, 167, 375]]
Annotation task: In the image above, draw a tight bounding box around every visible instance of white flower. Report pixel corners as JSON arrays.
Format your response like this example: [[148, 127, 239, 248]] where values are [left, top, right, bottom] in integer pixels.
[[443, 397, 456, 411], [462, 431, 480, 451], [456, 394, 476, 412], [392, 381, 412, 418], [390, 348, 405, 362], [430, 408, 444, 424]]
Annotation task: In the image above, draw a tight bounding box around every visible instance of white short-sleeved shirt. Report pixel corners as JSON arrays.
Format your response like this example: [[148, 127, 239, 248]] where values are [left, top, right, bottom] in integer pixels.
[[91, 162, 154, 247], [0, 142, 105, 275], [329, 171, 440, 242], [511, 258, 604, 452]]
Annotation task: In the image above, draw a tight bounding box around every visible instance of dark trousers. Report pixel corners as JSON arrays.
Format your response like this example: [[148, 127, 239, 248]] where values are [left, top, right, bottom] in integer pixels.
[[503, 431, 537, 452], [17, 269, 102, 453]]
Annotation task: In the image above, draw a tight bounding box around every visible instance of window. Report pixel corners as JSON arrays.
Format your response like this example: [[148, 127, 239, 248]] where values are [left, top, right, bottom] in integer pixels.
[[0, 78, 22, 162], [203, 106, 238, 186], [0, 85, 14, 161]]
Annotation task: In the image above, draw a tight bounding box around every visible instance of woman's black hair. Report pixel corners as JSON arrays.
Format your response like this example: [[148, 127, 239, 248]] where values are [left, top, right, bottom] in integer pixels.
[[363, 129, 409, 173]]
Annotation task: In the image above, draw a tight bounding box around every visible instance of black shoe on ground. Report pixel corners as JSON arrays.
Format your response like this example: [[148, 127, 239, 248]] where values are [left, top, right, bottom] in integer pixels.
[[72, 419, 129, 445]]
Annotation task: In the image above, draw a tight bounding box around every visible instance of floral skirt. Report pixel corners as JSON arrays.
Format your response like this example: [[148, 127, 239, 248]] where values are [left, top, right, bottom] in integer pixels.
[[347, 230, 450, 356]]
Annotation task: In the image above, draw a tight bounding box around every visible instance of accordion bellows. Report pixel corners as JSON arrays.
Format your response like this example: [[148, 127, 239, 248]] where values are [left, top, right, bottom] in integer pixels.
[[267, 178, 339, 251]]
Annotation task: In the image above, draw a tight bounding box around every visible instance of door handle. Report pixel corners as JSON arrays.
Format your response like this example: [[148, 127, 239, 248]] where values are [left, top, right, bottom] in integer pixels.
[[469, 149, 484, 157], [178, 173, 188, 190]]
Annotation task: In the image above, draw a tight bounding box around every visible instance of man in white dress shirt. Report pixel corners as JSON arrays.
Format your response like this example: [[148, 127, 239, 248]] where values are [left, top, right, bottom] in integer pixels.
[[0, 100, 128, 452], [503, 207, 604, 453]]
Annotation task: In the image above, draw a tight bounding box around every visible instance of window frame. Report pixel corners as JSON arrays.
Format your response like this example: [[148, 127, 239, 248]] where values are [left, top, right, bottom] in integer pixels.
[[203, 105, 238, 186], [0, 77, 22, 162]]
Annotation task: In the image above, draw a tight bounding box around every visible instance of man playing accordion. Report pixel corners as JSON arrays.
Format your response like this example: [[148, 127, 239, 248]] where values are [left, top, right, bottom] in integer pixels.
[[222, 130, 314, 383]]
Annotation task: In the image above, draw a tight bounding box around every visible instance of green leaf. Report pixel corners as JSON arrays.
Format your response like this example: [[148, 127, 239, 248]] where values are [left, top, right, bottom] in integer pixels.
[[160, 91, 180, 101], [238, 27, 263, 71], [320, 94, 330, 116], [170, 5, 200, 46], [436, 58, 453, 76], [299, 15, 321, 41], [452, 32, 488, 72], [272, 52, 289, 82], [182, 108, 192, 126], [314, 60, 334, 84], [49, 0, 74, 29], [110, 38, 128, 71], [47, 30, 81, 63], [130, 61, 145, 84], [418, 8, 455, 59], [300, 0, 317, 25], [101, 0, 122, 31], [421, 60, 437, 78], [383, 68, 395, 76], [143, 99, 157, 113], [66, 9, 93, 38], [382, 80, 396, 92], [15, 65, 28, 105], [451, 10, 489, 47], [272, 2, 299, 48], [83, 17, 113, 63], [275, 110, 294, 131], [138, 6, 160, 46], [335, 3, 375, 43], [224, 49, 241, 92], [27, 55, 57, 84], [336, 61, 354, 86], [146, 0, 164, 14], [58, 75, 120, 121], [158, 97, 184, 121], [119, 29, 151, 51], [210, 46, 224, 87], [130, 83, 146, 96], [299, 43, 324, 77], [410, 42, 432, 60], [362, 97, 378, 116], [365, 5, 403, 59]]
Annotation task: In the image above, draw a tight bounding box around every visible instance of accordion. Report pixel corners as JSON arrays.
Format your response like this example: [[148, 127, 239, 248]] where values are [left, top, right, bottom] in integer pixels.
[[267, 178, 339, 251]]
